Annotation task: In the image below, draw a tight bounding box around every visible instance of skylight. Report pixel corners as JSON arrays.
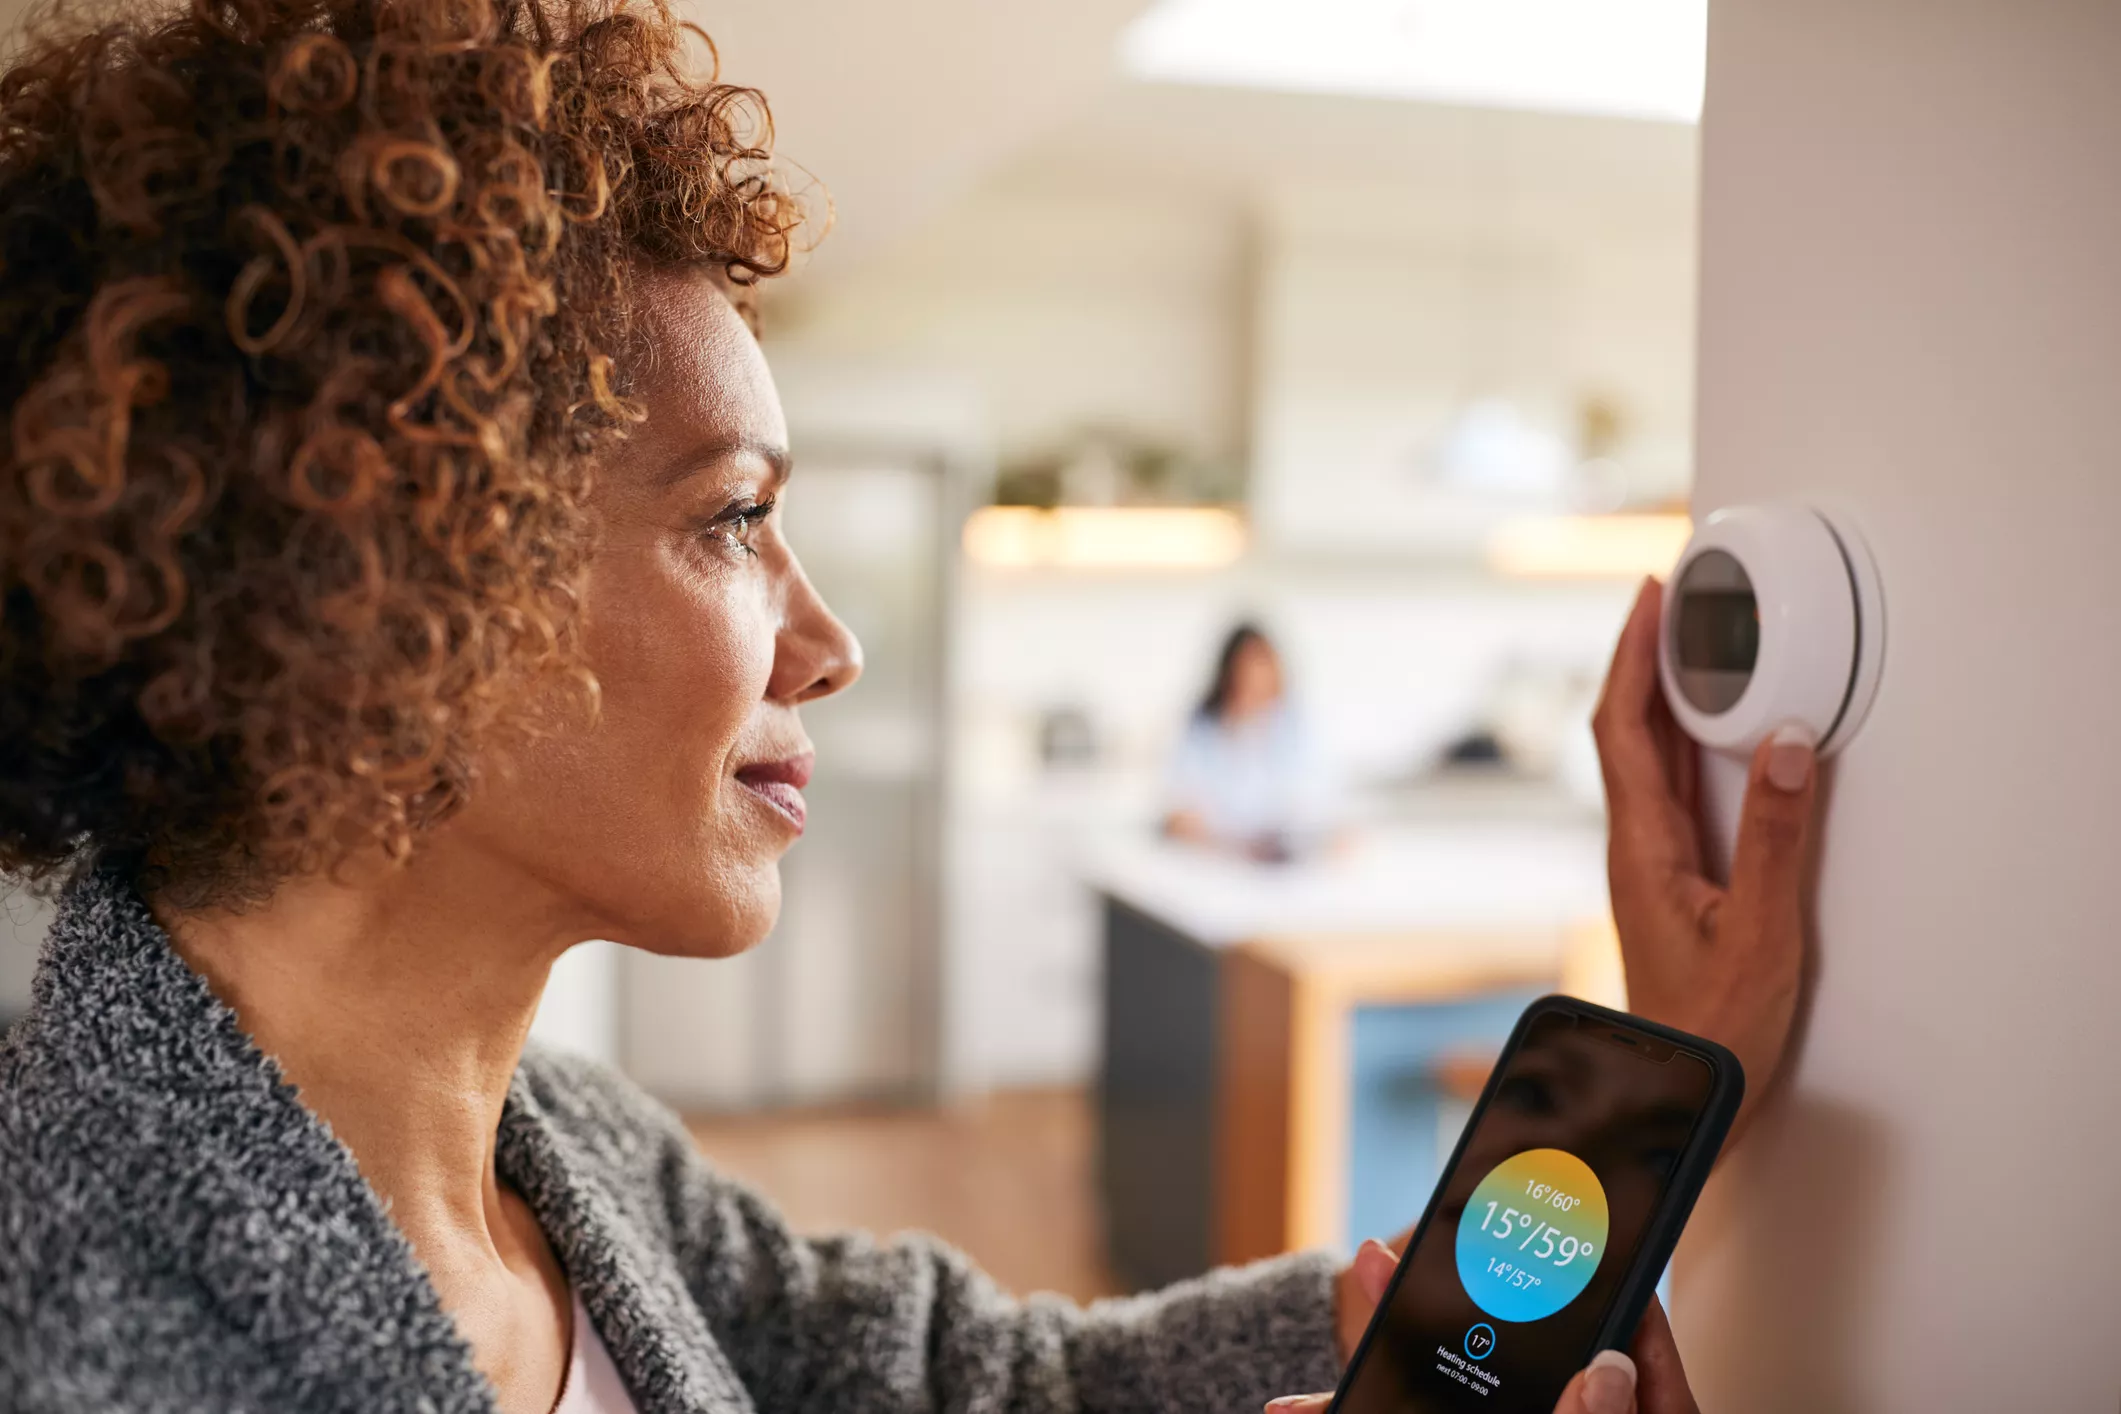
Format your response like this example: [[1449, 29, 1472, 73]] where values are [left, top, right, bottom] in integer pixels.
[[1119, 0, 1706, 124]]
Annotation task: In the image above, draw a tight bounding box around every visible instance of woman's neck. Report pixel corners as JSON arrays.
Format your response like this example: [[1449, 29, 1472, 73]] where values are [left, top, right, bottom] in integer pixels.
[[160, 848, 578, 1244], [161, 847, 587, 1410]]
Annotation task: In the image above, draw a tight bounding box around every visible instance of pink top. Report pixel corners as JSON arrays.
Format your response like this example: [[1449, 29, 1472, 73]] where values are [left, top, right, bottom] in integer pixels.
[[552, 1291, 640, 1414]]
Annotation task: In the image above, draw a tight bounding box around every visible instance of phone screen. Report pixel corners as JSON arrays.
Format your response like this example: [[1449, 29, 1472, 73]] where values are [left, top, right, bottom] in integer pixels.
[[1333, 1006, 1719, 1414]]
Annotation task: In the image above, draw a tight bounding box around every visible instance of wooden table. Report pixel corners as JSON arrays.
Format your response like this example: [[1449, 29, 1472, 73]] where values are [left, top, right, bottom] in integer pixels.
[[1215, 919, 1623, 1266], [1091, 827, 1620, 1288]]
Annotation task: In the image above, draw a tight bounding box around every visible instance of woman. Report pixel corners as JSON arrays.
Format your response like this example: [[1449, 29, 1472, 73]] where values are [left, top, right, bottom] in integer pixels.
[[1163, 623, 1333, 861], [0, 1, 1821, 1410]]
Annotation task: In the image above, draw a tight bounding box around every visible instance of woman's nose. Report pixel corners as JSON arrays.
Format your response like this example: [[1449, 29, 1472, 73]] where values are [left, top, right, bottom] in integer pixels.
[[771, 559, 862, 705]]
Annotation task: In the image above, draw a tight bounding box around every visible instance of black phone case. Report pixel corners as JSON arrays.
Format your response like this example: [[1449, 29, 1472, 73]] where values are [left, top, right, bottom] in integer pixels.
[[1325, 995, 1745, 1412]]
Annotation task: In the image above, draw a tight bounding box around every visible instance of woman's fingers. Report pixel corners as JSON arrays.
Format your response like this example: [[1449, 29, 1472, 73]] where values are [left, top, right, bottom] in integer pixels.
[[1552, 1298, 1698, 1414], [1595, 581, 1704, 879], [1552, 1350, 1638, 1414], [1630, 1298, 1702, 1414], [1351, 1237, 1398, 1305], [1335, 1232, 1409, 1359], [1592, 579, 1670, 813], [1715, 724, 1819, 1123], [1312, 1296, 1691, 1414], [1648, 676, 1700, 821], [1728, 725, 1819, 943]]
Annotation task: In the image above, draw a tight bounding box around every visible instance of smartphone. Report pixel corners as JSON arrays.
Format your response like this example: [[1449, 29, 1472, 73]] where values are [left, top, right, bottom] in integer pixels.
[[1328, 996, 1743, 1414]]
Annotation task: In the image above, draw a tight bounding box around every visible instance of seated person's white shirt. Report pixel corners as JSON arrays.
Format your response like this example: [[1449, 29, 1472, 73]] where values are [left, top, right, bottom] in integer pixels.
[[553, 1291, 639, 1414], [1164, 705, 1333, 846]]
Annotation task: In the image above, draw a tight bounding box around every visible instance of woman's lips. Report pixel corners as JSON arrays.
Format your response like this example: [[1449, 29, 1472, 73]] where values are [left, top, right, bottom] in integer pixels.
[[735, 753, 812, 834]]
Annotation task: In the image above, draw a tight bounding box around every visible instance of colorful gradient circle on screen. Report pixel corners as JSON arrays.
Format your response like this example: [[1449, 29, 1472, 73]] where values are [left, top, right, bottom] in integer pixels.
[[1454, 1148, 1610, 1322]]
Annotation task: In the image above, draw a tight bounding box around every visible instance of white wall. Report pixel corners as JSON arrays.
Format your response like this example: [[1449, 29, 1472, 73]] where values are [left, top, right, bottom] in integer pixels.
[[1674, 3, 2121, 1409], [527, 940, 621, 1066]]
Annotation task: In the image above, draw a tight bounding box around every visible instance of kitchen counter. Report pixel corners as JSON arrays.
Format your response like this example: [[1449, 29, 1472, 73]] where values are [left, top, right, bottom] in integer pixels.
[[1086, 817, 1620, 1287], [1080, 817, 1609, 948]]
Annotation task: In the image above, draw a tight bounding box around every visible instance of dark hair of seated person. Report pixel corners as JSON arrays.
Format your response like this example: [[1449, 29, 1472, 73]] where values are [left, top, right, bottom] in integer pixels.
[[1197, 621, 1274, 722]]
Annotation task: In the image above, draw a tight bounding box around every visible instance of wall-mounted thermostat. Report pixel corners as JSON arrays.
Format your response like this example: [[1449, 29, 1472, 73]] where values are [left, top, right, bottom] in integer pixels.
[[1659, 505, 1884, 758]]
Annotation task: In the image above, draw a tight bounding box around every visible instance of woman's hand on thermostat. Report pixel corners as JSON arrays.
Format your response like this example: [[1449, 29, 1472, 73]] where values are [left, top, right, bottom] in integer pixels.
[[1594, 578, 1820, 1141]]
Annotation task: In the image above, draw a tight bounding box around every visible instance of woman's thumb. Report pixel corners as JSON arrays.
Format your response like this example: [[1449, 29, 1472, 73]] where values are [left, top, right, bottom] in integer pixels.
[[1728, 724, 1819, 915], [1554, 1350, 1639, 1414]]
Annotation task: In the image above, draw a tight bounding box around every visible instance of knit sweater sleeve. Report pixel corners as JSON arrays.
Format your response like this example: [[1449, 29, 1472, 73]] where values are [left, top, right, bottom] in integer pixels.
[[687, 1184, 1345, 1414], [523, 1049, 1345, 1414]]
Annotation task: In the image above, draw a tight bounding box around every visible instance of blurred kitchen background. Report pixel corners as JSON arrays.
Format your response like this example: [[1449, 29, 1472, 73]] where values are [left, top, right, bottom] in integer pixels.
[[0, 0, 1703, 1304]]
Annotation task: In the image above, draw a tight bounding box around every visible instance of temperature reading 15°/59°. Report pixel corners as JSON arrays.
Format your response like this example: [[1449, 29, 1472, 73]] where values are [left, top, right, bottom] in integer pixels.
[[1456, 1149, 1611, 1323], [1475, 1202, 1596, 1267]]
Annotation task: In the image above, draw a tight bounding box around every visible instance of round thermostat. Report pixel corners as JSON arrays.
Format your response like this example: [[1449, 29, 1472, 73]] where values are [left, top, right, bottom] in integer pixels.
[[1658, 505, 1884, 758]]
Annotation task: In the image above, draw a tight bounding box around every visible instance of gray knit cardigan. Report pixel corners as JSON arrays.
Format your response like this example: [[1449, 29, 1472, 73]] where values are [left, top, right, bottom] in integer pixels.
[[0, 871, 1343, 1413]]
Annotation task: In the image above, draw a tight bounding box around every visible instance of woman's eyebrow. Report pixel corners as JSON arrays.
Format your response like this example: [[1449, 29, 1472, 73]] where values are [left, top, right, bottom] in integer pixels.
[[657, 436, 792, 489]]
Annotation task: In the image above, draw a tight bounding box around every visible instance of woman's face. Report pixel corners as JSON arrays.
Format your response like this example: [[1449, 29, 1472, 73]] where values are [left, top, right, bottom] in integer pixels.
[[448, 267, 860, 957], [1224, 637, 1285, 721]]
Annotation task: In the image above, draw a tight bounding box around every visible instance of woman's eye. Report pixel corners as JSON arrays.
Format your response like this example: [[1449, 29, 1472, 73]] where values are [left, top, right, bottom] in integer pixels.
[[705, 497, 776, 556]]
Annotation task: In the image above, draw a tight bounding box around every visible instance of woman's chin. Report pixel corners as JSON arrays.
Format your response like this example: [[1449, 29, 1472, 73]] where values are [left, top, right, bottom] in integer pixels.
[[608, 869, 781, 960]]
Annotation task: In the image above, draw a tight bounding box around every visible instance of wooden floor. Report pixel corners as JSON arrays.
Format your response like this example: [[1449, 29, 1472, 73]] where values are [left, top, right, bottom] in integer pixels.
[[684, 1087, 1122, 1304]]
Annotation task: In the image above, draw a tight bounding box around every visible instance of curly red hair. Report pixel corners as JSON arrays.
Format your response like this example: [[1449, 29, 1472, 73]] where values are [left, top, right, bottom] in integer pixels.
[[0, 0, 806, 905]]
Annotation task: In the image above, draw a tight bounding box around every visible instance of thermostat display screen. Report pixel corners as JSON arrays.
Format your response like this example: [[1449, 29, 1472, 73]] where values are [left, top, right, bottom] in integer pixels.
[[1672, 550, 1758, 713], [1677, 592, 1759, 672]]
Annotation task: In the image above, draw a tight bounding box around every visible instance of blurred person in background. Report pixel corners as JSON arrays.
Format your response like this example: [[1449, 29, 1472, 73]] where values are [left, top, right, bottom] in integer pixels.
[[0, 1, 1817, 1411], [1163, 623, 1336, 862]]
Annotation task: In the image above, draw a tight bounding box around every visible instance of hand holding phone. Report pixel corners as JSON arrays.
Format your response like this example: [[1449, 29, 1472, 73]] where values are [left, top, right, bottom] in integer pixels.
[[1548, 1297, 1700, 1414], [1321, 997, 1740, 1414], [1269, 1294, 1700, 1414]]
